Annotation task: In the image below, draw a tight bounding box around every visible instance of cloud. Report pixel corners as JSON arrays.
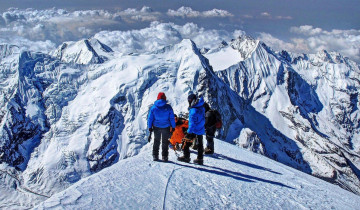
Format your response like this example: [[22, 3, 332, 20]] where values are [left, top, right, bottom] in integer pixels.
[[0, 36, 56, 53], [93, 22, 243, 54], [261, 12, 271, 17], [258, 26, 360, 62], [242, 15, 253, 19], [167, 7, 233, 18], [260, 12, 292, 20], [116, 6, 160, 22], [0, 7, 161, 44], [290, 25, 322, 35]]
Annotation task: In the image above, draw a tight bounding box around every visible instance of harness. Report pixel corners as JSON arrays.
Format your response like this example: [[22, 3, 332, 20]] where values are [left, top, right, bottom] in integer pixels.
[[169, 136, 196, 157]]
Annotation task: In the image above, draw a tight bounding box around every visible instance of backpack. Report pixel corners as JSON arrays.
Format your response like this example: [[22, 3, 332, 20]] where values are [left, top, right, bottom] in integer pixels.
[[209, 109, 222, 129]]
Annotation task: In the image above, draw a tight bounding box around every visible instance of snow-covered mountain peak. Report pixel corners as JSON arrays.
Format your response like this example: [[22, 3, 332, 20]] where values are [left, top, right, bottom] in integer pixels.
[[230, 35, 259, 60], [0, 44, 20, 59], [219, 40, 229, 48], [203, 35, 262, 71], [311, 49, 347, 64], [51, 38, 113, 65]]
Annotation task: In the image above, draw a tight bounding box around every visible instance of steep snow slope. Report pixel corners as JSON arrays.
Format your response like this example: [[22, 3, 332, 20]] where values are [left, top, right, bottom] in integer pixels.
[[207, 36, 360, 194], [35, 139, 360, 209]]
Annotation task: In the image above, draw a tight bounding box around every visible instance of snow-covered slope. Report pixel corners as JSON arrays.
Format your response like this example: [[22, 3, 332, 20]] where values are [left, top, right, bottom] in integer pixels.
[[204, 36, 259, 71], [1, 38, 243, 208], [206, 36, 360, 195], [34, 139, 360, 209]]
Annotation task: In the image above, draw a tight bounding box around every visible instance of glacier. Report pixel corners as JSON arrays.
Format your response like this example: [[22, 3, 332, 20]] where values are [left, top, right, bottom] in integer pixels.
[[0, 33, 359, 208]]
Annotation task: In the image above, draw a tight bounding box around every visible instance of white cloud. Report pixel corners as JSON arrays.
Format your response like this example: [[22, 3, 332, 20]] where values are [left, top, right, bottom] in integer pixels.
[[202, 9, 234, 17], [261, 12, 271, 17], [260, 12, 292, 20], [0, 7, 160, 44], [0, 36, 56, 53], [117, 6, 160, 22], [258, 26, 360, 62], [275, 16, 292, 20], [290, 25, 322, 35], [167, 7, 233, 18], [93, 22, 243, 54]]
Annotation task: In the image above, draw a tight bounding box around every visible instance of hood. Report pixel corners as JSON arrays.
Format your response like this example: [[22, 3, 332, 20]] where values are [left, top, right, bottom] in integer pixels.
[[154, 99, 167, 107], [191, 97, 205, 108]]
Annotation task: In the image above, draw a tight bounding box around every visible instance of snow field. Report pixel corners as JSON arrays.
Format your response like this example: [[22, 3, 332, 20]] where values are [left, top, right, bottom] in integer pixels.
[[35, 139, 360, 209]]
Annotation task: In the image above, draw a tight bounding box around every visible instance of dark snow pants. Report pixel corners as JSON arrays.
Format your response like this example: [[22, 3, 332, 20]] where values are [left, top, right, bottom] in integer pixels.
[[183, 135, 204, 159], [205, 126, 216, 151], [153, 127, 170, 158]]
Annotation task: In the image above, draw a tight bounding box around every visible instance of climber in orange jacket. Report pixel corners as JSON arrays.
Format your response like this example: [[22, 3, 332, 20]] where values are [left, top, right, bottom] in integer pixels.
[[169, 114, 188, 151]]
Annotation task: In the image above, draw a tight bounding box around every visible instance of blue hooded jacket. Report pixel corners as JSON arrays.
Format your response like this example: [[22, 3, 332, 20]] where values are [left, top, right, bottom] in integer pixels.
[[148, 99, 176, 129], [187, 97, 205, 135]]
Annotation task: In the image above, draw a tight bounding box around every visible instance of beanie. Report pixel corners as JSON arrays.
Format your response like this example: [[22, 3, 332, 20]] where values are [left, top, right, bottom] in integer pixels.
[[157, 92, 166, 100]]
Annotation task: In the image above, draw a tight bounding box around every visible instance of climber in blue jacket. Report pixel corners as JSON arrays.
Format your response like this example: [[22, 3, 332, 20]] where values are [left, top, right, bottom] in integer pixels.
[[178, 93, 205, 165], [148, 92, 176, 162]]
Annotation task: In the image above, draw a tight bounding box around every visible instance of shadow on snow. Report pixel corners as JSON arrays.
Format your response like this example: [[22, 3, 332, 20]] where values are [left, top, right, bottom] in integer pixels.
[[172, 161, 294, 189]]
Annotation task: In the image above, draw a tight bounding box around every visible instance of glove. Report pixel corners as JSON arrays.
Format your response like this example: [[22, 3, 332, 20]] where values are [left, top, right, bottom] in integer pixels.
[[149, 127, 153, 132], [170, 127, 175, 133]]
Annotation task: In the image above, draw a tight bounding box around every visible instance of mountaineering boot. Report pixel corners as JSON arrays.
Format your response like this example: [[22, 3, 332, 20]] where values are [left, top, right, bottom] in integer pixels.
[[162, 156, 168, 162], [153, 155, 159, 161], [177, 156, 190, 163], [204, 147, 214, 155], [175, 143, 182, 151], [193, 158, 203, 165]]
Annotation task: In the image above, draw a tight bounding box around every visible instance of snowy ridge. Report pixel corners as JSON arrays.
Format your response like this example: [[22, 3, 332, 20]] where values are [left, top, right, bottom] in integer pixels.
[[0, 44, 20, 60], [229, 35, 259, 60], [51, 38, 113, 64], [0, 34, 360, 208], [35, 140, 360, 209], [214, 36, 360, 194]]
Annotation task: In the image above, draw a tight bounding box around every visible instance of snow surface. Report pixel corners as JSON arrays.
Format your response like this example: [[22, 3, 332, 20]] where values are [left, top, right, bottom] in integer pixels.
[[35, 139, 360, 209], [204, 46, 242, 71]]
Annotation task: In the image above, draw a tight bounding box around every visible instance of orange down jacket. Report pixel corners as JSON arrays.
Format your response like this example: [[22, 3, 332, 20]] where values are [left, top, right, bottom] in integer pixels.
[[170, 118, 188, 146]]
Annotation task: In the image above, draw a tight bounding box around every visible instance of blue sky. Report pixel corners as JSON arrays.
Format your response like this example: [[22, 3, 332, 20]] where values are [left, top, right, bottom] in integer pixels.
[[0, 0, 359, 62]]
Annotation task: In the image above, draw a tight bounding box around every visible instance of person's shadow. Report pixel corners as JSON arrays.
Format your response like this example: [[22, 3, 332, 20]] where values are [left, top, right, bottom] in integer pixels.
[[171, 156, 294, 189], [208, 153, 282, 175]]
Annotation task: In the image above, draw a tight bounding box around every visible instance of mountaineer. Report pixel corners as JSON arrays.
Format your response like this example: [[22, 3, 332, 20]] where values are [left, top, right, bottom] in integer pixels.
[[148, 92, 176, 162]]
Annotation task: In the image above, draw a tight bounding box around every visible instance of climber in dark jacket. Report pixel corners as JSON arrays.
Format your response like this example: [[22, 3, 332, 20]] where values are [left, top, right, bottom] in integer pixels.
[[178, 93, 205, 165], [148, 92, 176, 162], [204, 102, 217, 154]]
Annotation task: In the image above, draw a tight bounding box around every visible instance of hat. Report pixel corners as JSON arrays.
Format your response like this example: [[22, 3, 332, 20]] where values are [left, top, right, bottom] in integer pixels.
[[187, 93, 197, 103], [157, 92, 166, 100]]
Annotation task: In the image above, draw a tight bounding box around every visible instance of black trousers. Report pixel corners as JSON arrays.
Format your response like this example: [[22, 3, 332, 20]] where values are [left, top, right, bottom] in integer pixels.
[[153, 127, 170, 157], [206, 126, 216, 150], [183, 135, 203, 159]]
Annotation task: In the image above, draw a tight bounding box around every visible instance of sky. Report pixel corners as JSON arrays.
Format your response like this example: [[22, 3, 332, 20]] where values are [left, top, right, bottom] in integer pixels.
[[0, 0, 359, 62]]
